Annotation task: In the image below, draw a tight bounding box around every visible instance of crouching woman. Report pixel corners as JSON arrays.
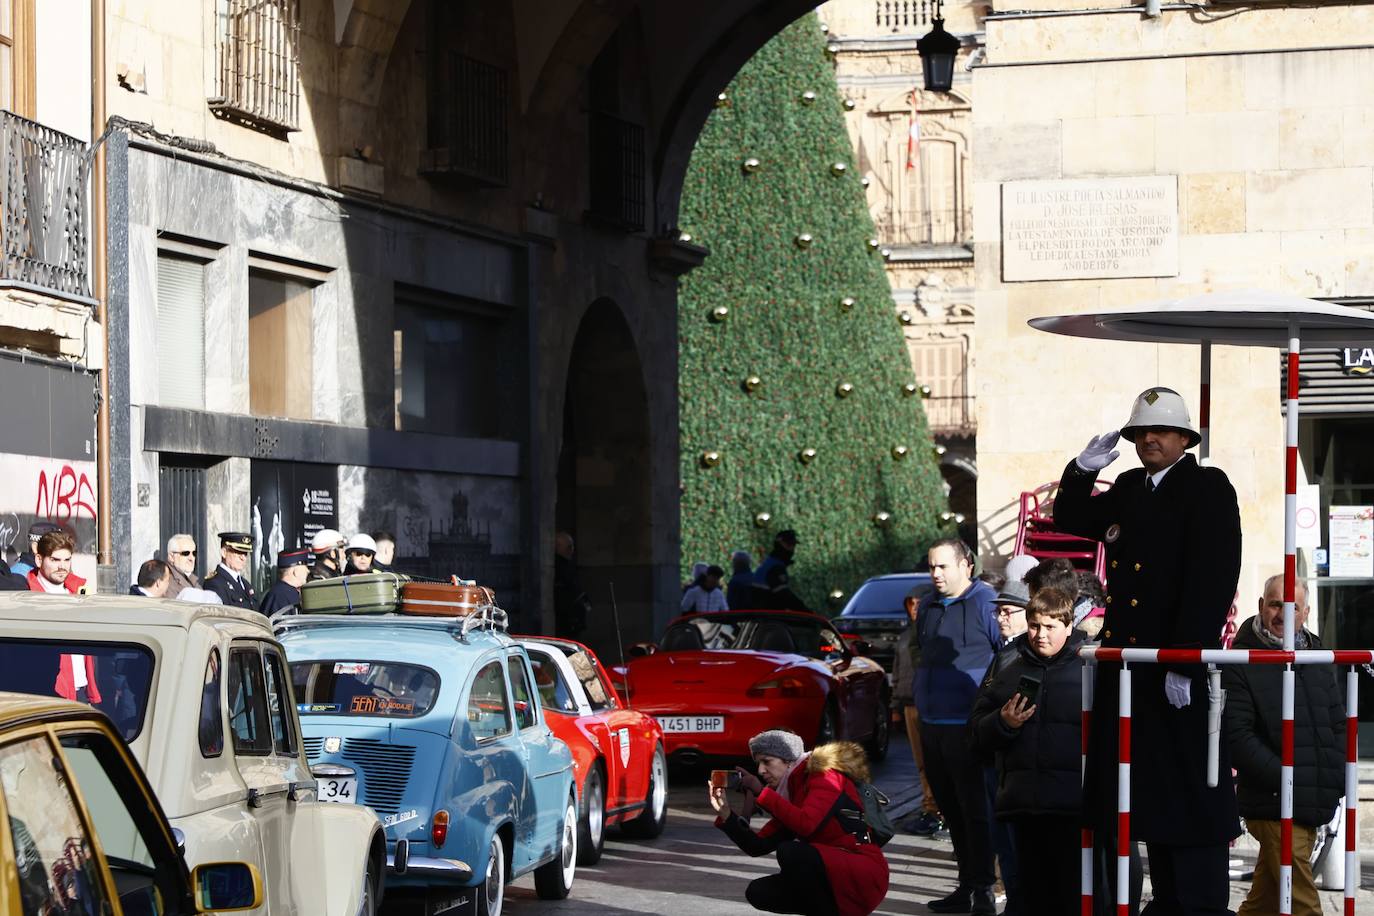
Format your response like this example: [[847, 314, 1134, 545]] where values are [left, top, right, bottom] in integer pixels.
[[709, 729, 889, 916]]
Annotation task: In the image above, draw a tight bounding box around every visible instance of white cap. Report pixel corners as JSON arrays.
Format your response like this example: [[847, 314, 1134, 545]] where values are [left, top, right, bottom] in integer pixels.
[[311, 528, 345, 553], [1120, 387, 1201, 448], [347, 533, 377, 554]]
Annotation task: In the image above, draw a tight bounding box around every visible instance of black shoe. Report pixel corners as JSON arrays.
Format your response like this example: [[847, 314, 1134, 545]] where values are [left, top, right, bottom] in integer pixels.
[[906, 811, 945, 837], [927, 886, 973, 913], [970, 885, 996, 916]]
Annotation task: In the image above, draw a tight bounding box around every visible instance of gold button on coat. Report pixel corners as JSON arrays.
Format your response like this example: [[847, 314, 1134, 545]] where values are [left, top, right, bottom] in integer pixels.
[[1104, 630, 1112, 639], [1128, 637, 1137, 644], [1106, 596, 1113, 604], [1111, 560, 1118, 569], [1130, 599, 1138, 607], [1134, 563, 1142, 572]]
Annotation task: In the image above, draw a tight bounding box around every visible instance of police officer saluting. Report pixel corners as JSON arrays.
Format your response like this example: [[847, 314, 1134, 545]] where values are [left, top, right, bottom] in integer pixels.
[[204, 532, 258, 611], [1054, 387, 1241, 915], [259, 548, 311, 617]]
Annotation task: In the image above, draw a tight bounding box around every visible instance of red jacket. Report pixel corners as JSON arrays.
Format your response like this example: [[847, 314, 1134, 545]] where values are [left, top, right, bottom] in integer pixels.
[[53, 655, 101, 705], [26, 569, 86, 594]]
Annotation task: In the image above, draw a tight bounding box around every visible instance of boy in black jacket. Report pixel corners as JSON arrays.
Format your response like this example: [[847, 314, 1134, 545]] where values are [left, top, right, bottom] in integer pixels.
[[970, 587, 1085, 915]]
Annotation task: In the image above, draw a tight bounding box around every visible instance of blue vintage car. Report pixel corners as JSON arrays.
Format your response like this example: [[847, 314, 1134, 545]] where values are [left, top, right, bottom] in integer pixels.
[[277, 606, 578, 916]]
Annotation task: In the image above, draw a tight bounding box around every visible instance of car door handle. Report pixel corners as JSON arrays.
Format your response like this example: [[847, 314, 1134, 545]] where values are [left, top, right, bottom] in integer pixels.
[[248, 785, 290, 808], [287, 780, 316, 803]]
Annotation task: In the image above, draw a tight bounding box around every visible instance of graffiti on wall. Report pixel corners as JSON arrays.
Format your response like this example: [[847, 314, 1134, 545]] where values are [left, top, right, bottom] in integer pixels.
[[0, 455, 99, 583]]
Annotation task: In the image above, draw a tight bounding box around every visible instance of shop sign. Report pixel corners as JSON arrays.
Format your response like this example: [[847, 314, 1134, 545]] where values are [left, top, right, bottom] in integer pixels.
[[1342, 347, 1374, 376]]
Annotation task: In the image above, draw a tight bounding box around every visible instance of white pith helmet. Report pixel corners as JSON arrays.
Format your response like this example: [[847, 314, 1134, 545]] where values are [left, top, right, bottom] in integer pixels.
[[347, 533, 377, 555], [311, 528, 345, 553], [1120, 387, 1201, 448]]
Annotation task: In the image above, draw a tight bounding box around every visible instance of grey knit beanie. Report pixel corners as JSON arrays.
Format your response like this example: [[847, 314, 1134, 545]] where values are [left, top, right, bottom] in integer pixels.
[[748, 729, 805, 763]]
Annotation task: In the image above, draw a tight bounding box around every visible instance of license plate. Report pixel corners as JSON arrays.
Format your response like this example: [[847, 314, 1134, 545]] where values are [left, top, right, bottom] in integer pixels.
[[317, 777, 357, 803], [658, 715, 725, 733]]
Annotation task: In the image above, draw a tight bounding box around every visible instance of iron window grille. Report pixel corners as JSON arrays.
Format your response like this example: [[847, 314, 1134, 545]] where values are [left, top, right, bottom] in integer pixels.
[[420, 54, 510, 187], [587, 111, 645, 232], [0, 111, 89, 299], [211, 0, 301, 134]]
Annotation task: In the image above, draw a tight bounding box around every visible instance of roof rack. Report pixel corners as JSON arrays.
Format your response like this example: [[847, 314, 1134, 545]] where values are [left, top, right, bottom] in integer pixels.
[[271, 603, 509, 642]]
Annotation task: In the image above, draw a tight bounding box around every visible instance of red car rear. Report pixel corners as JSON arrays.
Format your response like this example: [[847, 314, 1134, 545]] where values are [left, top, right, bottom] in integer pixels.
[[617, 610, 890, 763]]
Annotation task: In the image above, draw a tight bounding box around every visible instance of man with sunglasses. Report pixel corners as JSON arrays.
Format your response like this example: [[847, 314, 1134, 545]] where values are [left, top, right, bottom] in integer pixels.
[[165, 533, 204, 599]]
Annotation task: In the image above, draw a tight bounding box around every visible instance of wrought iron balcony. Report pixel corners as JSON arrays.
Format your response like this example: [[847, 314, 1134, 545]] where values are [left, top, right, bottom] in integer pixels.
[[420, 54, 510, 188], [588, 111, 646, 232], [924, 394, 976, 435], [0, 111, 89, 299], [874, 205, 972, 248]]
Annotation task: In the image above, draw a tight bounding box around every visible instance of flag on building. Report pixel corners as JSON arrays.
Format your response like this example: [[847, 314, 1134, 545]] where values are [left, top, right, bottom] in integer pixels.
[[906, 91, 920, 169]]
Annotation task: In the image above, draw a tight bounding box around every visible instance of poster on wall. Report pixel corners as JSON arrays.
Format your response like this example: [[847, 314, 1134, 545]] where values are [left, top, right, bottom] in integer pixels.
[[1328, 505, 1374, 578], [250, 461, 338, 596], [0, 455, 98, 586]]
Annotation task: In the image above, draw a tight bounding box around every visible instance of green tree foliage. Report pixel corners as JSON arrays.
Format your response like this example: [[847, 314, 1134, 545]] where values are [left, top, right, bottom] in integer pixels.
[[677, 13, 952, 612]]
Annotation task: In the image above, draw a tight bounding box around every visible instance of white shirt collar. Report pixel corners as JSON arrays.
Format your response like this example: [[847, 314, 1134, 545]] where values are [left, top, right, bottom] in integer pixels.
[[218, 563, 241, 583], [1148, 455, 1186, 488], [37, 575, 66, 594]]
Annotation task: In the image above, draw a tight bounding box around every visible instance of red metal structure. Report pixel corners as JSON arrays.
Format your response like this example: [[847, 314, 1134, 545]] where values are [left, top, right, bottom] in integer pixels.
[[1013, 479, 1110, 581]]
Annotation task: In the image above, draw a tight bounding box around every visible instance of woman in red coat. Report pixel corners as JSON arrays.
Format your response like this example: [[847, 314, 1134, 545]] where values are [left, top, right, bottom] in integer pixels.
[[710, 729, 889, 916]]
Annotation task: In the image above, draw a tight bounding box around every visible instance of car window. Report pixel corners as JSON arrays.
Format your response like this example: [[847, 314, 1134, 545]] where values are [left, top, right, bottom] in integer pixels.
[[0, 735, 112, 916], [526, 650, 577, 714], [467, 660, 512, 741], [507, 654, 538, 730], [228, 647, 273, 756], [566, 649, 613, 712], [60, 732, 188, 916], [0, 639, 156, 740], [289, 661, 440, 718], [199, 649, 224, 758], [840, 577, 933, 618], [262, 649, 297, 756]]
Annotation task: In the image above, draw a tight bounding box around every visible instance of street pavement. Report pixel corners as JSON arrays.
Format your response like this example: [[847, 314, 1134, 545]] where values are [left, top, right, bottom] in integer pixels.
[[504, 733, 1373, 914]]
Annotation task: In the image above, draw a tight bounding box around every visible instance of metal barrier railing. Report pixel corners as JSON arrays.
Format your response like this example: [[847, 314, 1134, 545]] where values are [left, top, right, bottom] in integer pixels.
[[1078, 645, 1369, 915]]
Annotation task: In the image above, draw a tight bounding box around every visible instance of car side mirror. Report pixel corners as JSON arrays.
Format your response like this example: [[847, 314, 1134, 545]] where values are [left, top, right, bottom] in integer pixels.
[[628, 642, 657, 658], [193, 862, 262, 912]]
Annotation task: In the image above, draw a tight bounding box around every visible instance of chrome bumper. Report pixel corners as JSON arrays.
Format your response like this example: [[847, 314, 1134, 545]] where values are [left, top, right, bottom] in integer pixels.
[[388, 840, 472, 882]]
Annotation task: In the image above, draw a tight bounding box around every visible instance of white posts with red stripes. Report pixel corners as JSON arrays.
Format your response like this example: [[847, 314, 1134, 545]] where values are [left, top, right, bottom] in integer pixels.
[[1199, 339, 1212, 463], [1082, 658, 1095, 916], [1347, 667, 1359, 915], [1117, 664, 1131, 916], [1281, 320, 1301, 916]]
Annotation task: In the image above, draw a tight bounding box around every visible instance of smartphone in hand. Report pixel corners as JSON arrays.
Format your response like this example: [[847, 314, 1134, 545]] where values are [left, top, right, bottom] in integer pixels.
[[1015, 673, 1042, 708]]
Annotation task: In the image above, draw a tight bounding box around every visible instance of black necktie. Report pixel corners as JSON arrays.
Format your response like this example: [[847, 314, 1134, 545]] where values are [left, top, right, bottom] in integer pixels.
[[1146, 476, 1156, 494]]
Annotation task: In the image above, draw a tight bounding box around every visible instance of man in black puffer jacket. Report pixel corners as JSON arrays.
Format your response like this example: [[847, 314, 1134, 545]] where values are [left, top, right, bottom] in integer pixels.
[[970, 587, 1085, 914], [1224, 575, 1345, 916]]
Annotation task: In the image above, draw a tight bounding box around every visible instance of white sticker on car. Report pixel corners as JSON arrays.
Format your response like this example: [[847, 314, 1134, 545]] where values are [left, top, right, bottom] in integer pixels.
[[334, 662, 371, 675], [618, 729, 631, 768], [382, 809, 420, 829]]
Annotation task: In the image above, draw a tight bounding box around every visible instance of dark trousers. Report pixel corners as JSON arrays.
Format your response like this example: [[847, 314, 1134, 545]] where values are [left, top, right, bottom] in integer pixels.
[[921, 722, 995, 887], [1011, 817, 1079, 915], [1141, 843, 1230, 916], [984, 767, 1022, 914], [1093, 830, 1143, 916], [744, 840, 839, 916]]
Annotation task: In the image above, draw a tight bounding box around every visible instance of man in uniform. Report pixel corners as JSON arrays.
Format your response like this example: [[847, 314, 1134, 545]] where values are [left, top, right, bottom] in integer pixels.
[[204, 532, 257, 610], [1054, 387, 1241, 915], [308, 529, 346, 582], [259, 548, 311, 616]]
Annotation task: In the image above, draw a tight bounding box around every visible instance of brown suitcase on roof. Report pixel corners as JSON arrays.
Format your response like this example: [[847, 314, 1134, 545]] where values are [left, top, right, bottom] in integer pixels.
[[400, 582, 496, 617]]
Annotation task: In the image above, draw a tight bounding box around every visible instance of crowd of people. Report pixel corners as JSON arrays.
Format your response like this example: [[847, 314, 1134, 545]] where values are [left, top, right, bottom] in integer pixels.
[[680, 528, 810, 614], [0, 522, 399, 619]]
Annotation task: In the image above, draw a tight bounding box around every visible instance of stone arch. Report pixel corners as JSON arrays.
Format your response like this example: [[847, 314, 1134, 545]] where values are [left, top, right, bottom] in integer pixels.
[[334, 0, 416, 152]]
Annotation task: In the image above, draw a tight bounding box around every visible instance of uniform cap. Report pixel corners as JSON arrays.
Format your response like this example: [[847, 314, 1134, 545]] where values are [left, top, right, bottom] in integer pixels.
[[347, 533, 377, 555], [1120, 387, 1201, 448], [27, 521, 61, 541], [277, 548, 311, 569], [218, 531, 253, 553], [311, 529, 345, 553]]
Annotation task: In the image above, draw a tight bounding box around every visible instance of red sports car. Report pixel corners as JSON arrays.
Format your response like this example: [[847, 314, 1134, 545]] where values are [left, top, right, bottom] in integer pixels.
[[615, 610, 890, 763], [517, 636, 667, 866]]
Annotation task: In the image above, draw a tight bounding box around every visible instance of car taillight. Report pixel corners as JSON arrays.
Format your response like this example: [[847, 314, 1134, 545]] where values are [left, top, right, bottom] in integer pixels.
[[432, 809, 449, 848], [747, 676, 809, 698]]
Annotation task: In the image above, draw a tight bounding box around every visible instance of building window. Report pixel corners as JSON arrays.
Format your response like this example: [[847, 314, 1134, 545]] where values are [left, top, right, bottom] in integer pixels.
[[0, 0, 34, 117], [211, 0, 301, 134], [248, 270, 313, 419], [394, 295, 501, 438], [912, 337, 973, 433], [421, 11, 509, 190], [156, 255, 206, 409]]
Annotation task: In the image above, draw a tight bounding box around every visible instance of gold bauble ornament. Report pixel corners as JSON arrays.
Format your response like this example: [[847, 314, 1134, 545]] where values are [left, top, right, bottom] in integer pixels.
[[920, 384, 933, 399], [824, 42, 841, 58], [715, 92, 729, 108], [742, 157, 761, 174], [866, 238, 881, 252], [701, 451, 721, 468], [933, 444, 948, 457], [710, 306, 729, 322], [678, 230, 693, 243], [819, 21, 830, 33], [899, 310, 915, 325], [941, 510, 956, 522], [828, 588, 846, 606], [860, 176, 871, 188], [891, 445, 910, 460], [955, 513, 967, 524], [795, 233, 814, 249], [743, 375, 762, 393], [843, 98, 857, 111], [798, 447, 818, 465], [873, 511, 892, 527], [836, 382, 854, 398], [800, 90, 818, 105], [839, 296, 856, 312], [830, 162, 848, 177], [881, 247, 893, 260], [753, 512, 772, 528], [902, 382, 919, 397]]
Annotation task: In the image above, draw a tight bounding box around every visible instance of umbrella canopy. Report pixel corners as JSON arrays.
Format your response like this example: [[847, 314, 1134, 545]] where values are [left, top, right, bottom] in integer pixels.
[[1028, 289, 1374, 348]]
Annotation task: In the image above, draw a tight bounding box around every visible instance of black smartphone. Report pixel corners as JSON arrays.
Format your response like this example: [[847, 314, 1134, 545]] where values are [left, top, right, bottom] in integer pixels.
[[1015, 674, 1042, 707]]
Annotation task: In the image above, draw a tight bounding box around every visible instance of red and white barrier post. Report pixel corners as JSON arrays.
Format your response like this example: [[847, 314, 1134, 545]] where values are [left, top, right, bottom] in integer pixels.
[[1117, 664, 1132, 916], [1083, 658, 1095, 916], [1347, 667, 1359, 915], [1281, 321, 1301, 916]]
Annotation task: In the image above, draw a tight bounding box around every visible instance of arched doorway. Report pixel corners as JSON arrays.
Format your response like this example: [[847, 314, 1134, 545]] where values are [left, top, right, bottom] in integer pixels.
[[555, 299, 654, 660]]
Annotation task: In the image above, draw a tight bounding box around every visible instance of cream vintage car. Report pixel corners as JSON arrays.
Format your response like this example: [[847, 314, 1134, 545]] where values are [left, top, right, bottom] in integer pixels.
[[0, 593, 386, 916]]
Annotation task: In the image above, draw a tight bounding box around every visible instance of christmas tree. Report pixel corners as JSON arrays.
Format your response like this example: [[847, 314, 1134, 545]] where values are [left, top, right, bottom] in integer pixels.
[[677, 13, 951, 612]]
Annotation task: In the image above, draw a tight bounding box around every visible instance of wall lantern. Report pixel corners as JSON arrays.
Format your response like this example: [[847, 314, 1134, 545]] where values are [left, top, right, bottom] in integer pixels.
[[917, 16, 961, 92]]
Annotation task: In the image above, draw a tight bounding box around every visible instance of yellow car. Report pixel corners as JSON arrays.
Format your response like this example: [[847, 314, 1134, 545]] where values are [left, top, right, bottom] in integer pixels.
[[0, 691, 262, 916]]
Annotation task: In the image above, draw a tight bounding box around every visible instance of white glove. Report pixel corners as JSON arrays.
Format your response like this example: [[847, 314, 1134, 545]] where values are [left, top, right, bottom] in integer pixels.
[[1165, 671, 1192, 708], [1075, 430, 1121, 473]]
